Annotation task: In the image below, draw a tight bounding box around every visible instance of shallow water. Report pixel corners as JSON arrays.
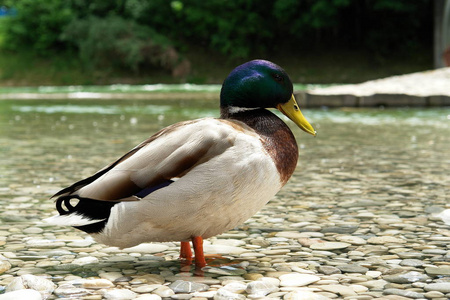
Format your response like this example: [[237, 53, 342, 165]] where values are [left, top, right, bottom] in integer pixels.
[[0, 98, 449, 297], [0, 83, 318, 94]]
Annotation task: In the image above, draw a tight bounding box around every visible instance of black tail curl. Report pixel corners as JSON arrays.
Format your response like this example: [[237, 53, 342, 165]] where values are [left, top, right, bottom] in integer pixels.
[[53, 179, 174, 234], [55, 195, 119, 234]]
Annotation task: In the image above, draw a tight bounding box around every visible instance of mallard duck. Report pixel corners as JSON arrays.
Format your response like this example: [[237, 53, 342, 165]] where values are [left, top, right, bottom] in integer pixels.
[[45, 60, 316, 267]]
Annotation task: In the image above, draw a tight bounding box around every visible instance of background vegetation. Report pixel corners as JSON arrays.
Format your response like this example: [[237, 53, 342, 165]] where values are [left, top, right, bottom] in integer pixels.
[[0, 0, 433, 86]]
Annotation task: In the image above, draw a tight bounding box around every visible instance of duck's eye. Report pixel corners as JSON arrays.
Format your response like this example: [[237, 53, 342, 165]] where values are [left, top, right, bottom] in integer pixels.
[[273, 74, 283, 82]]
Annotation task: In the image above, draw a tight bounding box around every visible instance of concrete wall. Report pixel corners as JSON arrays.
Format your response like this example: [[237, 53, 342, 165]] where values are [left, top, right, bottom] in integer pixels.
[[297, 92, 450, 108]]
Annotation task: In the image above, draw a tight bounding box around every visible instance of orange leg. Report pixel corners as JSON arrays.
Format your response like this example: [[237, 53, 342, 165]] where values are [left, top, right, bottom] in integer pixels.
[[191, 236, 206, 268], [179, 241, 192, 260]]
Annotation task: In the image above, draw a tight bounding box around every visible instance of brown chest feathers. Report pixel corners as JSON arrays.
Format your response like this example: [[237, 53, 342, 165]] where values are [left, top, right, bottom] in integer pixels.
[[222, 108, 299, 185]]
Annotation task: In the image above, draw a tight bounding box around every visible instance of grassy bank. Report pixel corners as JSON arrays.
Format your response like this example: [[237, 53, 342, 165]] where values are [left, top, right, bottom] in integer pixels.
[[0, 47, 432, 87]]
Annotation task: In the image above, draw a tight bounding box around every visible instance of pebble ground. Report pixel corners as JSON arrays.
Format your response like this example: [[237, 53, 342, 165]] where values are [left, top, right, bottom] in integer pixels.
[[0, 153, 449, 300]]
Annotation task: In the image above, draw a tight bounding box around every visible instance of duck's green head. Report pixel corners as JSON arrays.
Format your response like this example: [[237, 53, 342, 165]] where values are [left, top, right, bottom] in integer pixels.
[[221, 59, 316, 136]]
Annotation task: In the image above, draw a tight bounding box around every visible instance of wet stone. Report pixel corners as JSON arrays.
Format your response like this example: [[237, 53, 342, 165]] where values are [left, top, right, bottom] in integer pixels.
[[35, 260, 60, 268], [40, 250, 73, 257], [136, 295, 162, 300], [169, 280, 210, 293], [319, 284, 357, 297], [279, 273, 320, 287], [72, 256, 99, 265], [153, 285, 175, 297], [106, 255, 136, 262], [425, 206, 445, 214], [99, 272, 124, 282], [54, 284, 90, 297], [383, 288, 424, 299], [283, 291, 330, 300], [246, 280, 278, 297], [16, 267, 47, 275], [399, 259, 424, 267], [6, 274, 56, 299], [0, 261, 11, 274], [131, 283, 161, 293], [82, 278, 115, 289], [67, 239, 95, 247], [244, 273, 264, 281], [310, 242, 350, 250], [425, 266, 450, 276], [337, 264, 369, 274], [424, 282, 450, 293], [52, 263, 80, 271], [221, 281, 247, 294], [260, 249, 290, 255], [122, 243, 169, 253], [17, 255, 48, 261], [165, 276, 220, 285], [0, 289, 42, 300], [383, 271, 429, 283], [218, 232, 247, 239], [131, 274, 165, 285], [25, 239, 66, 248], [214, 288, 245, 300], [366, 271, 382, 278], [318, 266, 341, 275], [204, 267, 245, 276], [367, 236, 407, 244], [275, 231, 308, 239], [335, 235, 367, 245], [102, 288, 138, 300], [422, 249, 448, 255], [397, 252, 423, 259], [0, 215, 28, 223], [193, 291, 216, 298], [212, 238, 246, 247], [23, 227, 44, 234], [171, 294, 193, 300], [424, 291, 446, 299], [321, 225, 359, 234]]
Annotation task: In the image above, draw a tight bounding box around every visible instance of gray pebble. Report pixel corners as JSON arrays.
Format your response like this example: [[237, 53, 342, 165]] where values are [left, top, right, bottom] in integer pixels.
[[321, 225, 359, 234], [424, 282, 450, 293], [153, 286, 175, 298], [6, 274, 55, 299], [423, 290, 445, 298], [214, 288, 245, 300], [246, 280, 278, 297], [399, 259, 424, 267], [102, 288, 138, 300], [425, 266, 450, 276], [171, 294, 193, 300], [318, 266, 341, 275], [337, 264, 369, 274], [383, 271, 429, 283], [169, 280, 210, 293], [0, 289, 42, 300], [54, 284, 90, 297], [383, 288, 424, 298]]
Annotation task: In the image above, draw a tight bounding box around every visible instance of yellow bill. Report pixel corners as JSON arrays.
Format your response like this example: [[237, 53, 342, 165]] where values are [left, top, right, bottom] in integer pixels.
[[277, 94, 316, 136]]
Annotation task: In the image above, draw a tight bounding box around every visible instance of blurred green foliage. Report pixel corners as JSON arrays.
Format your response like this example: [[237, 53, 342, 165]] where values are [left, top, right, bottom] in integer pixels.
[[62, 15, 176, 72], [2, 0, 73, 53], [0, 0, 431, 73]]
